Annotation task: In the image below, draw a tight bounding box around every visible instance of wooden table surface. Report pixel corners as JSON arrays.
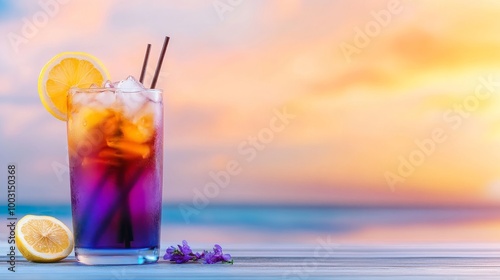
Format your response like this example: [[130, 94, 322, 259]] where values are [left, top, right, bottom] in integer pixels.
[[2, 244, 500, 279]]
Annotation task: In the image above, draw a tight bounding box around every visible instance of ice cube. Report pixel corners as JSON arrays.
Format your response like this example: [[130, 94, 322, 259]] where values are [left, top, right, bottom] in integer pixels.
[[71, 94, 91, 106], [94, 90, 116, 107], [122, 102, 161, 144], [144, 90, 162, 103], [100, 112, 120, 137], [71, 90, 94, 105], [70, 106, 110, 135], [103, 80, 114, 88], [106, 139, 151, 159], [121, 114, 153, 143], [117, 91, 147, 116], [114, 76, 146, 92]]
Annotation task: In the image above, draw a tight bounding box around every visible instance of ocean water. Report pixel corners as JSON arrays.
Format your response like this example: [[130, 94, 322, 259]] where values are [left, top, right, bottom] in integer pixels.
[[2, 204, 500, 245]]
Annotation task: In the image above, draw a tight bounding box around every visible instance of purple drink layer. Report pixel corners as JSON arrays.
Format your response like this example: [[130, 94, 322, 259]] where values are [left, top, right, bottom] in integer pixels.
[[69, 145, 162, 249]]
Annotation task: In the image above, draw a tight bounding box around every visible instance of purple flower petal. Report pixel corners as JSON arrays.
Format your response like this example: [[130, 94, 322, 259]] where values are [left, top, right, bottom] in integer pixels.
[[213, 244, 222, 254], [164, 241, 233, 264], [181, 240, 193, 255], [195, 251, 205, 259], [163, 246, 177, 260], [204, 252, 216, 264], [222, 254, 232, 262]]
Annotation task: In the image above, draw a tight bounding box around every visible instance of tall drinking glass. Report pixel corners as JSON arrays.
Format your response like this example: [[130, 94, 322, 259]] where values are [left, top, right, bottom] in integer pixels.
[[67, 86, 163, 265]]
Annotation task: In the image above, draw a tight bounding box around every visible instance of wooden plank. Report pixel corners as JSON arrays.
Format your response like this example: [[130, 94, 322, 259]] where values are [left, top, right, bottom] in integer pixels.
[[2, 244, 500, 279]]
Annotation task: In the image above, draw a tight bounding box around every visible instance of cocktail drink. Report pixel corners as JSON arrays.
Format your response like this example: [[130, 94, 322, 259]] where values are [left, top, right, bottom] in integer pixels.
[[67, 77, 163, 265], [36, 39, 169, 264]]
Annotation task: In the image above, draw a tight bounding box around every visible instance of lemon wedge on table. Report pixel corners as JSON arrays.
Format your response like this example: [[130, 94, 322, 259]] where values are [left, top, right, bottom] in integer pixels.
[[15, 215, 74, 262], [38, 52, 110, 121]]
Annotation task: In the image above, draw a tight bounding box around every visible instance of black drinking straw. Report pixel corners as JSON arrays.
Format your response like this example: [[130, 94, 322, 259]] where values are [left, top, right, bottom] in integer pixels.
[[91, 36, 171, 246], [150, 36, 170, 89], [139, 44, 151, 84], [117, 158, 133, 248], [114, 43, 152, 248]]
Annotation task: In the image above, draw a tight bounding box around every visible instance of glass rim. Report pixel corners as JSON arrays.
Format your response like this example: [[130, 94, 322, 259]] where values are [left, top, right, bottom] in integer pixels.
[[69, 87, 162, 94]]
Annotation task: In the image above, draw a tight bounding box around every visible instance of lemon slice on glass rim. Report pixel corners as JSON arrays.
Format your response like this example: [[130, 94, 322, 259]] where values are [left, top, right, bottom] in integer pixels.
[[15, 215, 74, 262], [38, 52, 110, 121]]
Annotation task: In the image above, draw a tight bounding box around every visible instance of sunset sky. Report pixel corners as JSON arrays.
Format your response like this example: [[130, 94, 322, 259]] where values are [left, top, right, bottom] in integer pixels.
[[2, 0, 500, 206]]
